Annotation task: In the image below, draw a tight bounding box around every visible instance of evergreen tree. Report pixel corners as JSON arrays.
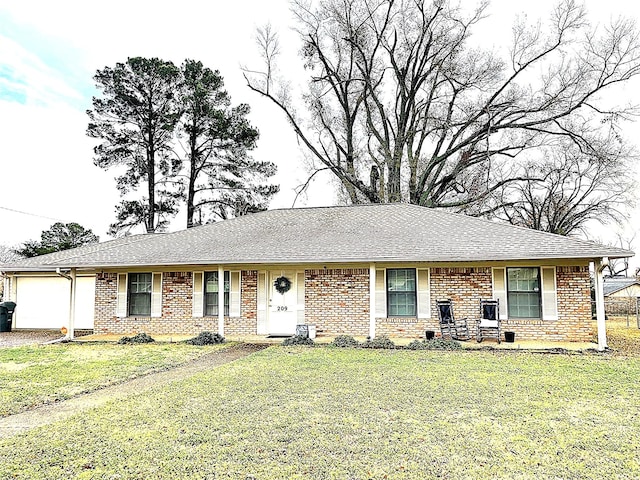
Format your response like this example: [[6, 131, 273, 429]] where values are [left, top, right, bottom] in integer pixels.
[[87, 57, 182, 235]]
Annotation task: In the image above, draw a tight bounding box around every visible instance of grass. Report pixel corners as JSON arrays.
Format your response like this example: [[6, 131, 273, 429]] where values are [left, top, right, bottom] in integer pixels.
[[605, 317, 640, 355], [0, 342, 223, 416], [1, 345, 639, 479]]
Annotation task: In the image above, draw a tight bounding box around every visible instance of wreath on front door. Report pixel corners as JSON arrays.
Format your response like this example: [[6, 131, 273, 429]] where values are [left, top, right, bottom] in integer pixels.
[[274, 276, 292, 295]]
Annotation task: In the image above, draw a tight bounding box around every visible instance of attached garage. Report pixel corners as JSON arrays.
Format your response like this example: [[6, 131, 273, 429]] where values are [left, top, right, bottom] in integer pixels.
[[12, 274, 95, 330]]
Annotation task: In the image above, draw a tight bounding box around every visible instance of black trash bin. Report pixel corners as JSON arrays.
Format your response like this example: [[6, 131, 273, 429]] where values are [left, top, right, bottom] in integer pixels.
[[504, 331, 515, 343], [0, 302, 16, 333], [0, 305, 9, 333]]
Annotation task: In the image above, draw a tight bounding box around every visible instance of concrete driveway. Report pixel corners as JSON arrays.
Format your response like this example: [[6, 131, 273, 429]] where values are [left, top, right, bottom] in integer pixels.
[[0, 330, 64, 348]]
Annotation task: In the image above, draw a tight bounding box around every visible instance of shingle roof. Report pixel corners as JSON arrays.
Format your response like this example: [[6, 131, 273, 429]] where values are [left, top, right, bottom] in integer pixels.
[[603, 277, 640, 296], [1, 204, 633, 271]]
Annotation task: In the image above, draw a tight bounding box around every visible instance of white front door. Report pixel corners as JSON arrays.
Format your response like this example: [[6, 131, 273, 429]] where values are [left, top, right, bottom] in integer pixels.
[[268, 271, 298, 335]]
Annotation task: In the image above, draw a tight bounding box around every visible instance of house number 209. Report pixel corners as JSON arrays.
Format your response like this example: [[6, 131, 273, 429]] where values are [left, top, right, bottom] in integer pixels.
[[277, 306, 288, 312]]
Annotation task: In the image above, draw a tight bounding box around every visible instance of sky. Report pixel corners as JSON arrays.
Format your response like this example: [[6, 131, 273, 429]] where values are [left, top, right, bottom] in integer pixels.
[[1, 0, 639, 264]]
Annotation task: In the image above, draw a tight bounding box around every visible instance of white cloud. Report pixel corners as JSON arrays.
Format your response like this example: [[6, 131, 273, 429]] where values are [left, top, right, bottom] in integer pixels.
[[0, 34, 84, 107]]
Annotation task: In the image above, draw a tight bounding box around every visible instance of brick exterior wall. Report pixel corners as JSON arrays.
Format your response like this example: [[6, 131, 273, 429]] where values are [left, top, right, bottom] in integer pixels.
[[429, 266, 493, 332], [225, 270, 257, 336], [501, 265, 593, 342], [376, 267, 494, 339], [375, 317, 427, 338], [304, 269, 370, 336], [94, 272, 118, 334], [94, 271, 257, 336], [93, 264, 593, 342]]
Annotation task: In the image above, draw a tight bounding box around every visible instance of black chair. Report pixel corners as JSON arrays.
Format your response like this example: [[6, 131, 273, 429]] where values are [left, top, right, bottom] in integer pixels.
[[436, 299, 470, 340], [476, 299, 501, 343]]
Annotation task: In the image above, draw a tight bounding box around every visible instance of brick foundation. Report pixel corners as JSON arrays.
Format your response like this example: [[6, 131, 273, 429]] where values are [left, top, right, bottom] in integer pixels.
[[376, 317, 430, 338]]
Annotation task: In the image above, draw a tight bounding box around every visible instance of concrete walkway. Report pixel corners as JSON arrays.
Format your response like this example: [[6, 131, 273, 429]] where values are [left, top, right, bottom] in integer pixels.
[[0, 343, 267, 439]]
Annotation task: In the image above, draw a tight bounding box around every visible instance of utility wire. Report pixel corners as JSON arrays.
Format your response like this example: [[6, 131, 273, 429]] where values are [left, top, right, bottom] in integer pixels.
[[0, 205, 66, 222]]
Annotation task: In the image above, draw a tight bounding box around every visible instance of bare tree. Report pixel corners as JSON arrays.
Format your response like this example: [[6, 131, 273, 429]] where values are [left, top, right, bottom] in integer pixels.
[[0, 245, 21, 264], [603, 233, 637, 277], [493, 136, 636, 235], [244, 0, 640, 211]]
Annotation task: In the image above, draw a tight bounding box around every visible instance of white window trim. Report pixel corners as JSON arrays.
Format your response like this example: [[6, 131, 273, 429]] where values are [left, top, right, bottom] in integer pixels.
[[193, 270, 241, 319], [495, 266, 559, 321], [117, 272, 162, 318], [374, 268, 430, 319], [541, 266, 559, 321]]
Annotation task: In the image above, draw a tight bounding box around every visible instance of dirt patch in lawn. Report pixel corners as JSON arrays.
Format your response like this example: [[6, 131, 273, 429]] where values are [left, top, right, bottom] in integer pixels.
[[0, 343, 267, 438]]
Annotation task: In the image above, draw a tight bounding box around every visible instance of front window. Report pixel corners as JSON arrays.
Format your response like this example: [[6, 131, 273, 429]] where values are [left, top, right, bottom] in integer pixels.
[[128, 273, 152, 316], [507, 267, 541, 318], [387, 268, 416, 316], [204, 271, 230, 316]]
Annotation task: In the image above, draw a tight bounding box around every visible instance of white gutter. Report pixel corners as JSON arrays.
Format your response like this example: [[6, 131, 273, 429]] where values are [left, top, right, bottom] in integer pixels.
[[55, 267, 76, 340], [593, 257, 609, 351]]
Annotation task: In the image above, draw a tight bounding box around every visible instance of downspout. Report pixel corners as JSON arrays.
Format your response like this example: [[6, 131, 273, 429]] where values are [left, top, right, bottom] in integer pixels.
[[593, 257, 609, 352], [2, 275, 8, 301], [56, 268, 76, 340]]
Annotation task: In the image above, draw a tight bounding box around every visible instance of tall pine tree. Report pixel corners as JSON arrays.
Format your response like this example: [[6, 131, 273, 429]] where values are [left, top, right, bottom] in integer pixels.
[[87, 57, 182, 235], [178, 60, 278, 227], [88, 57, 278, 234]]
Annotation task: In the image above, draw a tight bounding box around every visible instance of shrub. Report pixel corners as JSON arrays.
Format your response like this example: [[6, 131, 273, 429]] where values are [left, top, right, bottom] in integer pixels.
[[361, 335, 395, 349], [117, 333, 155, 344], [332, 335, 359, 348], [406, 338, 462, 350], [185, 331, 224, 346], [282, 335, 314, 346]]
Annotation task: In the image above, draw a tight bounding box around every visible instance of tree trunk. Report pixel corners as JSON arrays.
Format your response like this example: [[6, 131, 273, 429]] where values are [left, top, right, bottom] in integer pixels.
[[186, 145, 198, 228], [387, 162, 402, 203]]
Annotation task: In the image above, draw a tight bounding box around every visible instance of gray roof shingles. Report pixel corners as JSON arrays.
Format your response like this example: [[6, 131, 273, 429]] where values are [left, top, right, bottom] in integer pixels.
[[1, 204, 633, 271], [603, 278, 640, 296]]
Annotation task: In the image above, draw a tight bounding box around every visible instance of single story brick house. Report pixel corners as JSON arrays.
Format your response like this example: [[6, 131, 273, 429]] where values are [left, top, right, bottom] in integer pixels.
[[1, 204, 632, 349], [603, 277, 640, 316], [604, 277, 640, 298]]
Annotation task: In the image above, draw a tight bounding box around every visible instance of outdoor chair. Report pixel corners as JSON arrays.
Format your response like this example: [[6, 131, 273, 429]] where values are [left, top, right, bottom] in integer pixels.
[[476, 299, 501, 343], [436, 299, 470, 340]]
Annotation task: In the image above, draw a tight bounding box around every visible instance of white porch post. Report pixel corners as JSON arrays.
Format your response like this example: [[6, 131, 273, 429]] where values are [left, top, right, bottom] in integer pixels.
[[67, 268, 77, 340], [593, 258, 608, 351], [218, 265, 225, 337], [369, 264, 376, 339]]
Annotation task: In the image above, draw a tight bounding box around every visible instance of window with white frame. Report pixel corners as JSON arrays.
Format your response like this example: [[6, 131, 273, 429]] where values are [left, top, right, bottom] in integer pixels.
[[128, 273, 152, 316], [386, 268, 417, 316], [204, 271, 230, 316], [507, 267, 541, 318]]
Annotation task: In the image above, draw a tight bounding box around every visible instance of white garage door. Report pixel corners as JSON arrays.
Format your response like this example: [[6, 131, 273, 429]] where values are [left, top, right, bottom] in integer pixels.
[[14, 276, 95, 330]]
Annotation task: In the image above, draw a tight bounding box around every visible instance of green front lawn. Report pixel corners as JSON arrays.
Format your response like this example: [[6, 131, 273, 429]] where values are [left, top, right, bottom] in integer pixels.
[[1, 346, 638, 479], [606, 317, 640, 355], [0, 342, 220, 416]]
